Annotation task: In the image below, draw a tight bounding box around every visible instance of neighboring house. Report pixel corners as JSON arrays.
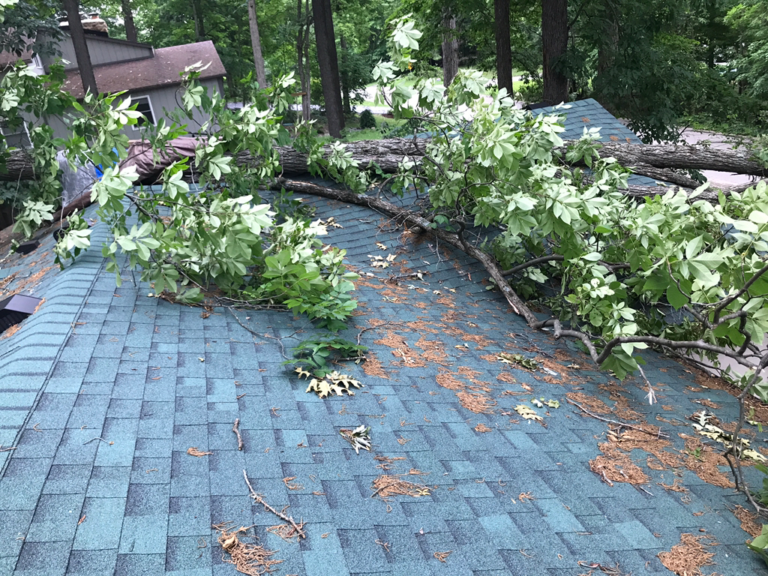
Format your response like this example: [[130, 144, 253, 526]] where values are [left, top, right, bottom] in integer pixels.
[[2, 13, 227, 142]]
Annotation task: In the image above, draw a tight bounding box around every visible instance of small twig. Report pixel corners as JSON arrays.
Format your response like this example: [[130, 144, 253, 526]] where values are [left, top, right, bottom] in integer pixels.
[[565, 398, 669, 439], [233, 418, 244, 451], [83, 437, 109, 445], [637, 364, 657, 405], [0, 445, 16, 452], [243, 470, 306, 539]]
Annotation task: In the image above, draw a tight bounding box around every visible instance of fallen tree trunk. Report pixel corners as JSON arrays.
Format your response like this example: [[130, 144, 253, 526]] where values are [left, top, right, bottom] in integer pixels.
[[3, 136, 763, 188], [0, 149, 36, 181], [596, 141, 767, 178]]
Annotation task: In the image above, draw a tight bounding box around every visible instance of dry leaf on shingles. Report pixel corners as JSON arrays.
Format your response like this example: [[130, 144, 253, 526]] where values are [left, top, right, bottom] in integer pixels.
[[690, 411, 766, 462], [433, 551, 452, 563], [498, 353, 538, 370], [187, 447, 212, 457], [474, 423, 492, 433], [305, 371, 362, 399], [339, 425, 371, 454], [515, 404, 543, 423]]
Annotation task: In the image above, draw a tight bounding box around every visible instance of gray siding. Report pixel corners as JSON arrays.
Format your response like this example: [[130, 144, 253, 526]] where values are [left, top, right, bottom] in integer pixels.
[[41, 35, 153, 71], [46, 79, 223, 141]]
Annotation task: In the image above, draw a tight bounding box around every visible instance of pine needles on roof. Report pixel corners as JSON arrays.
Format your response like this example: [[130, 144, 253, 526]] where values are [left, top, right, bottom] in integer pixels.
[[371, 474, 431, 506], [657, 533, 716, 576], [213, 523, 283, 575]]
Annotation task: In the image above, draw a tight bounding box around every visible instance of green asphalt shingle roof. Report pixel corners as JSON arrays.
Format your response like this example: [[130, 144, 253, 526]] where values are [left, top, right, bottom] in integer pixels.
[[0, 103, 766, 576]]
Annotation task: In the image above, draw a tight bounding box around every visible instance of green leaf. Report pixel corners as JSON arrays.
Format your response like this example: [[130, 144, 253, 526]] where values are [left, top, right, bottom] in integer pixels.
[[666, 283, 688, 310]]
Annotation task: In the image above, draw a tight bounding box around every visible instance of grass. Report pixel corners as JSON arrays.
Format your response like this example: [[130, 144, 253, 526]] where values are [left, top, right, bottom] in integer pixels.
[[312, 114, 406, 144]]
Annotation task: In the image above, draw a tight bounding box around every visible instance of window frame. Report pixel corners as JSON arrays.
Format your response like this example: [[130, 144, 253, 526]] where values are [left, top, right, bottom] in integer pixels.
[[0, 120, 33, 149], [129, 94, 156, 130]]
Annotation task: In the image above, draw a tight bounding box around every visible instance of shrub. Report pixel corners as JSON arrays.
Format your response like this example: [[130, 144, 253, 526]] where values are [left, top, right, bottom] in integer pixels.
[[359, 109, 377, 130]]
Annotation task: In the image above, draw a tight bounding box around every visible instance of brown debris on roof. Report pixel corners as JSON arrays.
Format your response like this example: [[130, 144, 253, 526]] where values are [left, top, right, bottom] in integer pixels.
[[361, 352, 390, 379], [734, 505, 762, 538], [658, 533, 716, 576], [374, 331, 427, 368], [680, 435, 733, 489], [436, 371, 465, 391], [456, 391, 496, 414], [566, 392, 611, 415], [213, 523, 282, 575], [590, 442, 650, 485], [371, 474, 430, 501]]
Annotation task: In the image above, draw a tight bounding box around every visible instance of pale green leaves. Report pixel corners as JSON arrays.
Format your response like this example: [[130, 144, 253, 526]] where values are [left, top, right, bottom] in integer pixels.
[[91, 165, 137, 206], [12, 200, 54, 239], [391, 16, 422, 50]]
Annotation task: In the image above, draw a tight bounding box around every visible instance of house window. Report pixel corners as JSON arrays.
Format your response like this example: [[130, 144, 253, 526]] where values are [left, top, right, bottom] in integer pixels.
[[131, 96, 155, 129], [0, 121, 32, 149]]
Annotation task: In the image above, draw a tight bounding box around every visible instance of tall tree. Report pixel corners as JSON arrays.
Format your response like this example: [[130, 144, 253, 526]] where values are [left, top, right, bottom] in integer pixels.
[[297, 0, 312, 121], [441, 11, 459, 87], [190, 0, 206, 41], [494, 0, 513, 95], [312, 0, 344, 137], [63, 0, 98, 96], [541, 0, 568, 104], [120, 0, 137, 42], [340, 34, 351, 114], [247, 0, 267, 88]]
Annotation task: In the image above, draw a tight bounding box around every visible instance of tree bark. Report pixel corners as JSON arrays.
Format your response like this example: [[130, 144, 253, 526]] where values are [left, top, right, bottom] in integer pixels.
[[248, 0, 268, 89], [340, 35, 351, 115], [441, 11, 459, 88], [303, 0, 312, 121], [541, 0, 568, 104], [296, 0, 310, 122], [4, 138, 765, 190], [63, 0, 98, 96], [494, 0, 513, 96], [312, 0, 345, 137], [121, 0, 138, 43], [190, 0, 206, 41]]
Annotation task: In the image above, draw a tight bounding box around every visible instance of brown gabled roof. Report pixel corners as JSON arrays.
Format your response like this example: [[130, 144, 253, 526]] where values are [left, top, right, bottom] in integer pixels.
[[0, 48, 33, 69], [62, 40, 226, 98]]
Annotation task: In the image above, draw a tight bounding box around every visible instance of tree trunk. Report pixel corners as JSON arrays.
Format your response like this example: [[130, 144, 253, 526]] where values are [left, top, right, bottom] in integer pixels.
[[190, 0, 206, 41], [303, 0, 312, 121], [441, 12, 459, 88], [121, 0, 138, 43], [5, 138, 765, 194], [312, 0, 344, 137], [541, 0, 568, 104], [595, 0, 619, 106], [63, 0, 98, 96], [340, 34, 351, 115], [248, 0, 268, 89], [494, 0, 513, 96]]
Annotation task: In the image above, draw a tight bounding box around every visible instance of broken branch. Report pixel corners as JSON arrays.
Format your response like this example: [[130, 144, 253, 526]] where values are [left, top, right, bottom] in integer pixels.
[[243, 470, 306, 539], [233, 418, 244, 451], [565, 398, 669, 439]]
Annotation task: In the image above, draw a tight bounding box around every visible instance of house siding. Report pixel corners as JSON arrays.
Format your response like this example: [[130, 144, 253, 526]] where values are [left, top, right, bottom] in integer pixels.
[[40, 35, 153, 71], [44, 79, 222, 141]]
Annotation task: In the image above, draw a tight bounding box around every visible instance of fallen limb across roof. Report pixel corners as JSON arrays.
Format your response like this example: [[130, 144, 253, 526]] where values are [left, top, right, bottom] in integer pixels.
[[2, 136, 764, 192]]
